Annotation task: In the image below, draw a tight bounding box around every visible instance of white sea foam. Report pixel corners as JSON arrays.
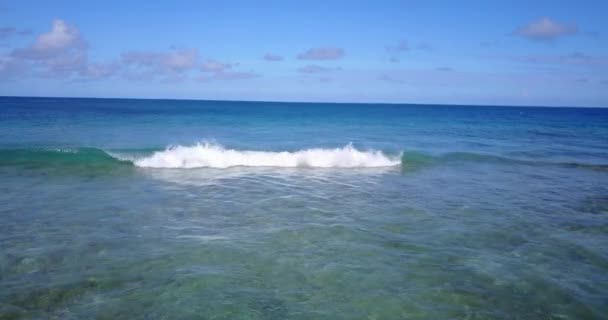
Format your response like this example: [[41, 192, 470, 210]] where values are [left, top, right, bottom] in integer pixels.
[[132, 142, 401, 169]]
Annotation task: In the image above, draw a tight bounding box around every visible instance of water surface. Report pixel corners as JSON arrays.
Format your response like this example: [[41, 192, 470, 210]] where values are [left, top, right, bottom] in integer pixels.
[[1, 97, 607, 319]]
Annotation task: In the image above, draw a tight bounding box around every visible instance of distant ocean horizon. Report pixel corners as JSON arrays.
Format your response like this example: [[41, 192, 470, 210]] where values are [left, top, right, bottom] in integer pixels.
[[1, 96, 607, 319], [2, 95, 605, 109]]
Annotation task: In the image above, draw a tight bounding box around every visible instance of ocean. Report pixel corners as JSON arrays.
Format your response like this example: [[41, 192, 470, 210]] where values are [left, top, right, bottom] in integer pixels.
[[1, 97, 607, 319]]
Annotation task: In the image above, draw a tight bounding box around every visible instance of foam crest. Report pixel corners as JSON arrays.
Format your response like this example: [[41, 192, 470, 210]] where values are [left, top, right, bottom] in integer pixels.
[[133, 143, 401, 169]]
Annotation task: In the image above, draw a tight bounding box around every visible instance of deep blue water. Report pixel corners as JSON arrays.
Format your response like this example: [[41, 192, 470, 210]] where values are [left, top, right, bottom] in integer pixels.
[[1, 97, 607, 319]]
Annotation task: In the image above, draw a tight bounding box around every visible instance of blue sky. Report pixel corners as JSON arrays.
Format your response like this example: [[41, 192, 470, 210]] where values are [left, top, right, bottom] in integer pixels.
[[1, 0, 607, 107]]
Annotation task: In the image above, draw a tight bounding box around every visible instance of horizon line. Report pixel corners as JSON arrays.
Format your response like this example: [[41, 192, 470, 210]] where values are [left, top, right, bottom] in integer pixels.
[[0, 95, 604, 109]]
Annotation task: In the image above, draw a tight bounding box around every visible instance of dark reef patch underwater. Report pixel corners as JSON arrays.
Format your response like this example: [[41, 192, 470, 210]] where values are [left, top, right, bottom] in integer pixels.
[[1, 97, 607, 319]]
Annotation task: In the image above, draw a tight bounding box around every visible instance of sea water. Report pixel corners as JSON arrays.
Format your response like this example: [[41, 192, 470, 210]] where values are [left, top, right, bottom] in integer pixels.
[[1, 97, 607, 319]]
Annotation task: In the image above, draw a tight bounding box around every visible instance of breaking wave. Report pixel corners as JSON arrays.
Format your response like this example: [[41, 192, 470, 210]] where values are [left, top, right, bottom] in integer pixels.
[[1, 145, 606, 172], [133, 143, 401, 168]]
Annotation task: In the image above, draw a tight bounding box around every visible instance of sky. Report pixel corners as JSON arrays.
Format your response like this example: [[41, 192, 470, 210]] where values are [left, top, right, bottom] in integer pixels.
[[0, 0, 607, 107]]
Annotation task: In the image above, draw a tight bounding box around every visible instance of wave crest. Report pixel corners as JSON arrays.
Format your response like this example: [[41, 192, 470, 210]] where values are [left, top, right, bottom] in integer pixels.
[[133, 143, 401, 169]]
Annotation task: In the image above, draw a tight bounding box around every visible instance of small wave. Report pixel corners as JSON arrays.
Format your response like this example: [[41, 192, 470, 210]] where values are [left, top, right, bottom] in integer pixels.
[[0, 148, 129, 168], [1, 146, 606, 173], [133, 143, 401, 169], [401, 151, 608, 172]]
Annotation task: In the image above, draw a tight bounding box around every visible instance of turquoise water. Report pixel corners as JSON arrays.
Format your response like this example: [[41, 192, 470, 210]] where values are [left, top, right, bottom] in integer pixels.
[[1, 97, 607, 319]]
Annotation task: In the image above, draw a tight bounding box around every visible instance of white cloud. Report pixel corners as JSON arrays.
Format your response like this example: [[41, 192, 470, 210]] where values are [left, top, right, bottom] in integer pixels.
[[122, 49, 198, 72], [499, 52, 608, 66], [297, 64, 339, 74], [163, 49, 198, 71], [8, 19, 93, 78], [200, 59, 232, 73], [34, 19, 83, 51], [79, 62, 119, 79], [0, 55, 25, 79], [516, 17, 578, 41], [436, 67, 453, 72], [297, 47, 344, 60], [263, 53, 284, 61], [12, 19, 86, 60], [121, 48, 199, 81], [3, 19, 259, 83], [198, 59, 259, 81]]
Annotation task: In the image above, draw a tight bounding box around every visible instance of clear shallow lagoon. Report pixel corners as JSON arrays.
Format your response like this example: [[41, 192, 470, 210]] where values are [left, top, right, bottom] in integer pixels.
[[1, 97, 607, 319]]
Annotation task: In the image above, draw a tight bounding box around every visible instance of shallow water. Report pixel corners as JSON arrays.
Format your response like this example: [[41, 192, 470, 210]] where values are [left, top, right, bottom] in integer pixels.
[[1, 97, 607, 319]]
